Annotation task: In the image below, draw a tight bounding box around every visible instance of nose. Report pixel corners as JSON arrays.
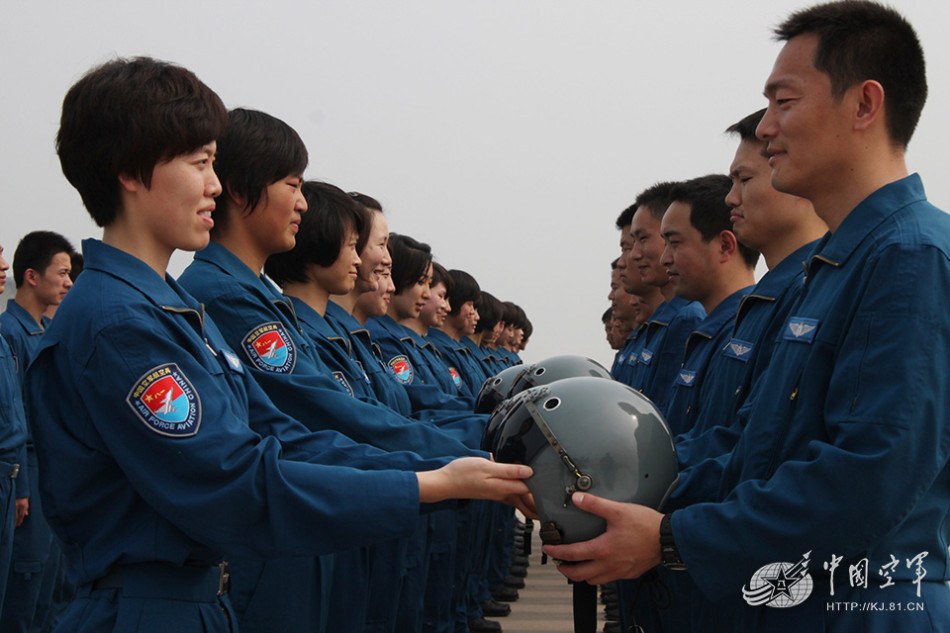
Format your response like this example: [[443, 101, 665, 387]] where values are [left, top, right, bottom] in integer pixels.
[[756, 106, 777, 141], [296, 192, 308, 213], [660, 243, 673, 268], [207, 169, 223, 198], [725, 182, 741, 209]]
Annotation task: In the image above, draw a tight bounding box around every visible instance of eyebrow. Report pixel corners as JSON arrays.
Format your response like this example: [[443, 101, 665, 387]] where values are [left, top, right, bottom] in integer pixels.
[[763, 76, 796, 98], [661, 229, 683, 241]]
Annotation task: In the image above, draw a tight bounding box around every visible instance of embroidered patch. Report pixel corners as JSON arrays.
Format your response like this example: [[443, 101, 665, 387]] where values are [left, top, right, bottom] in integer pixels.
[[388, 355, 415, 384], [448, 367, 462, 389], [127, 363, 201, 438], [675, 369, 697, 387], [332, 371, 354, 397], [783, 317, 820, 343], [617, 353, 627, 365], [724, 338, 755, 362], [639, 349, 654, 365], [242, 322, 296, 373], [223, 350, 244, 374]]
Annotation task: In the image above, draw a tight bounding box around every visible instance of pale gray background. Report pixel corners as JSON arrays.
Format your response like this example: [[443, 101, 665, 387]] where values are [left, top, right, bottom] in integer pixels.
[[2, 0, 947, 367]]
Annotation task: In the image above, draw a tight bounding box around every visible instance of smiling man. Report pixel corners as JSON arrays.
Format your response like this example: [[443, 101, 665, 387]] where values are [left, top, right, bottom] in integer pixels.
[[544, 2, 950, 631], [659, 175, 757, 436]]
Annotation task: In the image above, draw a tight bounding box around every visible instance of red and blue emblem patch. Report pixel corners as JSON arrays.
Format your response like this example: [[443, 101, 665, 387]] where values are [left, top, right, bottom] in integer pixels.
[[388, 355, 415, 385], [448, 367, 462, 389], [242, 322, 296, 373], [127, 363, 201, 438]]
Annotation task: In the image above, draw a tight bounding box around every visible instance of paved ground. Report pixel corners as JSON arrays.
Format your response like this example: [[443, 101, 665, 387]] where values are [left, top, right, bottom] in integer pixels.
[[495, 520, 596, 633]]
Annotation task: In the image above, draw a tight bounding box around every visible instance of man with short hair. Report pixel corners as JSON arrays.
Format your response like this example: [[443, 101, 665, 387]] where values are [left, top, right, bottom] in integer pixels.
[[0, 244, 29, 618], [626, 182, 705, 413], [659, 174, 757, 436], [0, 230, 75, 633], [546, 2, 950, 630]]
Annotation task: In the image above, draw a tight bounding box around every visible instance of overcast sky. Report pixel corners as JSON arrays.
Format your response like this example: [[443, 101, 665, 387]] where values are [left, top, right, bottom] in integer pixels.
[[2, 0, 947, 367]]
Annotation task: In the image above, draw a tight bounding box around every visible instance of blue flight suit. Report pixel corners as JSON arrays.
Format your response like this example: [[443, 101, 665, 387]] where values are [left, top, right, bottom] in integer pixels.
[[320, 305, 470, 633], [0, 331, 29, 613], [367, 315, 475, 411], [672, 241, 816, 488], [664, 286, 753, 436], [611, 324, 646, 386], [674, 175, 950, 631], [179, 243, 484, 633], [0, 301, 71, 633], [26, 239, 449, 633], [426, 330, 490, 396], [630, 297, 705, 412]]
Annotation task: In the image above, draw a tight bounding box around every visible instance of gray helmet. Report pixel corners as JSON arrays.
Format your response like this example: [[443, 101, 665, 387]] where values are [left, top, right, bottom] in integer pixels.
[[475, 364, 529, 415], [494, 377, 678, 544], [509, 355, 612, 398]]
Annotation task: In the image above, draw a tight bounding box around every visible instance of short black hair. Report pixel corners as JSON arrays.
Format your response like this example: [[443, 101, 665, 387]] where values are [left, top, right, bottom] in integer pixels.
[[265, 181, 368, 286], [388, 233, 432, 295], [212, 108, 308, 235], [615, 204, 636, 230], [602, 307, 613, 324], [774, 0, 926, 148], [431, 262, 454, 295], [446, 269, 481, 317], [56, 57, 228, 227], [475, 291, 503, 334], [725, 108, 767, 143], [69, 252, 84, 282], [669, 175, 760, 269], [13, 231, 76, 288], [633, 181, 679, 221], [348, 191, 383, 254]]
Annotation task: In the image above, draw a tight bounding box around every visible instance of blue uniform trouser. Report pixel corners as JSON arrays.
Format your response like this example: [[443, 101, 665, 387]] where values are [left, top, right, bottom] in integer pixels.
[[57, 563, 235, 633], [1, 454, 56, 633], [325, 548, 371, 633], [423, 507, 457, 633], [0, 460, 17, 612], [395, 515, 430, 633], [365, 538, 409, 633], [229, 555, 331, 633]]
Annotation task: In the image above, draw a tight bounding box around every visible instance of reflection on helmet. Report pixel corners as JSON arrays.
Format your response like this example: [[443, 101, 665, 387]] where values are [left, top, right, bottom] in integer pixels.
[[474, 364, 528, 415], [494, 377, 678, 545], [509, 355, 612, 398]]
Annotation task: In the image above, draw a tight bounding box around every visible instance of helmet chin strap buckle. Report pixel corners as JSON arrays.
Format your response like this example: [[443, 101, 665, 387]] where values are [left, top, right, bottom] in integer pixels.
[[539, 521, 563, 566]]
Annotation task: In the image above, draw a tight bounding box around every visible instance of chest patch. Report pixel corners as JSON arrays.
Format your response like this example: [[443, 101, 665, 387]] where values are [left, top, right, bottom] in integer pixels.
[[724, 338, 755, 362], [639, 349, 654, 365], [388, 355, 415, 384], [675, 369, 697, 387], [783, 317, 820, 344], [242, 322, 296, 373], [127, 363, 201, 438]]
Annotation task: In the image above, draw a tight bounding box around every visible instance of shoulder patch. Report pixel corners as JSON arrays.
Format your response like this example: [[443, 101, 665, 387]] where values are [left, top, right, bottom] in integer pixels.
[[388, 355, 415, 385], [448, 367, 462, 389], [332, 371, 355, 397], [723, 338, 755, 362], [242, 322, 296, 373], [127, 363, 201, 438], [783, 316, 820, 343]]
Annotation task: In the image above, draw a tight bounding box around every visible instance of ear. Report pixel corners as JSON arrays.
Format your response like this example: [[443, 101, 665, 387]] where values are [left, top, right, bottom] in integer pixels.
[[117, 172, 141, 194], [719, 230, 739, 263], [225, 185, 247, 211], [24, 268, 40, 288], [853, 80, 885, 132]]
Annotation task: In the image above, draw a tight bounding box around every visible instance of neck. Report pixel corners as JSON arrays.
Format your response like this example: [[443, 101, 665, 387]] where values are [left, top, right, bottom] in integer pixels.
[[212, 231, 267, 277], [811, 153, 908, 233], [440, 322, 464, 341], [330, 291, 359, 316], [470, 331, 484, 346], [102, 222, 172, 279], [698, 269, 755, 315], [762, 217, 828, 270], [282, 281, 329, 316], [399, 316, 427, 336], [13, 293, 48, 327], [658, 281, 676, 303]]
